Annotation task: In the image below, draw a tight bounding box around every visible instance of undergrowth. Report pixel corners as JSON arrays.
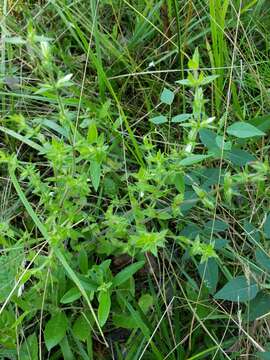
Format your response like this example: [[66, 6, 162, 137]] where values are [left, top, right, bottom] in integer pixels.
[[1, 1, 270, 359]]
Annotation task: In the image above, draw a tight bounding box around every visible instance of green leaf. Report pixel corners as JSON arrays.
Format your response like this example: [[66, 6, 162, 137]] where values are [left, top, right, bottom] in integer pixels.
[[248, 114, 270, 133], [179, 154, 212, 166], [138, 294, 153, 314], [198, 258, 218, 294], [214, 276, 258, 302], [8, 168, 107, 346], [149, 115, 167, 125], [78, 248, 88, 274], [59, 336, 74, 360], [173, 173, 185, 193], [60, 287, 81, 304], [247, 292, 270, 321], [204, 219, 228, 233], [113, 261, 145, 287], [98, 291, 111, 327], [175, 79, 192, 86], [225, 148, 256, 166], [255, 249, 270, 272], [256, 352, 270, 360], [160, 88, 174, 105], [44, 312, 68, 351], [113, 314, 138, 329], [200, 74, 219, 85], [188, 47, 199, 70], [264, 214, 270, 239], [87, 122, 98, 144], [227, 122, 265, 138], [90, 161, 101, 192], [199, 129, 219, 150], [171, 113, 191, 123], [0, 126, 43, 152], [72, 314, 91, 342], [20, 333, 38, 360]]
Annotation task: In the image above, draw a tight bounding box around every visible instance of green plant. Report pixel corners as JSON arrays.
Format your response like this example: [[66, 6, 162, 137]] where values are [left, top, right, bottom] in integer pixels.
[[1, 1, 270, 359]]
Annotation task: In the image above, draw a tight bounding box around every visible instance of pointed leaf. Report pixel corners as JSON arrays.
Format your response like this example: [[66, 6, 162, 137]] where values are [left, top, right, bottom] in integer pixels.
[[198, 258, 218, 294], [149, 115, 167, 125], [160, 88, 174, 105], [248, 291, 270, 321], [90, 161, 101, 192], [98, 291, 111, 327], [171, 113, 191, 123], [72, 313, 91, 341], [20, 333, 38, 360], [60, 287, 81, 304], [113, 261, 145, 287], [225, 148, 256, 166], [179, 154, 212, 166], [255, 249, 270, 272], [227, 122, 265, 138], [44, 312, 68, 351], [214, 276, 258, 302]]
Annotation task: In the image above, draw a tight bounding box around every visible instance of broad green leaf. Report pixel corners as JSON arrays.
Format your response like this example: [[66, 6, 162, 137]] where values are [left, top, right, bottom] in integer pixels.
[[138, 294, 153, 314], [90, 161, 101, 192], [173, 173, 185, 193], [179, 154, 212, 166], [171, 113, 191, 123], [256, 352, 270, 360], [225, 148, 256, 166], [204, 219, 228, 233], [160, 88, 174, 105], [87, 122, 98, 144], [264, 214, 270, 239], [72, 314, 91, 342], [20, 333, 38, 360], [78, 248, 88, 274], [211, 239, 228, 250], [198, 258, 218, 294], [214, 276, 258, 302], [247, 292, 270, 321], [227, 122, 265, 138], [113, 261, 145, 287], [248, 114, 270, 133], [44, 312, 68, 351], [199, 129, 219, 150], [60, 287, 81, 304], [113, 314, 138, 329], [59, 336, 74, 360], [149, 115, 167, 125], [255, 249, 270, 272], [98, 291, 111, 327]]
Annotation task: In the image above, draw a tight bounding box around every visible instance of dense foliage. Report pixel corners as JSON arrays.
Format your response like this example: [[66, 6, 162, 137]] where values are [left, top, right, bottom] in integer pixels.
[[1, 1, 270, 359]]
